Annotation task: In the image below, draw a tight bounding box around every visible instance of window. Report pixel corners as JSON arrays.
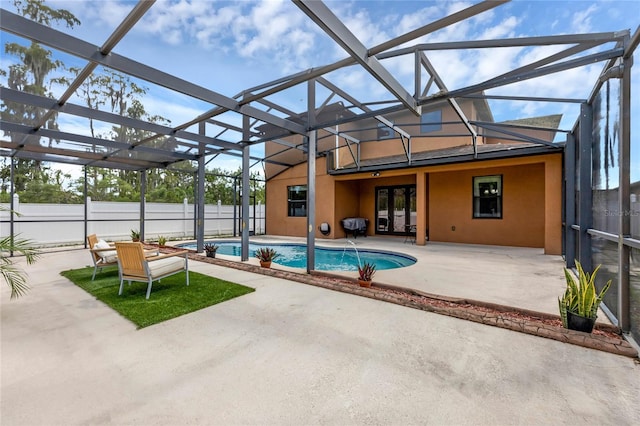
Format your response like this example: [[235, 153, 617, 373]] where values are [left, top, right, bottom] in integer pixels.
[[377, 122, 394, 140], [473, 175, 502, 219], [421, 110, 442, 133], [288, 185, 307, 217]]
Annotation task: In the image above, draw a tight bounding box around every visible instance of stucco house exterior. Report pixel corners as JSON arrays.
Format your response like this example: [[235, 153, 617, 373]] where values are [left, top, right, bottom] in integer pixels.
[[263, 97, 564, 255]]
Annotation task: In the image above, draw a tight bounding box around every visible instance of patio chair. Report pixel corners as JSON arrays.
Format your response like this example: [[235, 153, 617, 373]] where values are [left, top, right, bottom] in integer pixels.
[[88, 234, 119, 280], [115, 241, 189, 299]]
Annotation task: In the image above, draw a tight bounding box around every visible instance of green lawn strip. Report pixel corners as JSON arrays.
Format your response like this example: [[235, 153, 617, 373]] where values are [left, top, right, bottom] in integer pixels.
[[61, 267, 255, 328]]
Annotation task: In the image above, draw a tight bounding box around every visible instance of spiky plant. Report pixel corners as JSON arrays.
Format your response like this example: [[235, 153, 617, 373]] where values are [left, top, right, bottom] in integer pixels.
[[204, 243, 219, 253], [0, 207, 40, 299], [558, 260, 611, 327], [254, 247, 279, 262], [358, 262, 376, 282]]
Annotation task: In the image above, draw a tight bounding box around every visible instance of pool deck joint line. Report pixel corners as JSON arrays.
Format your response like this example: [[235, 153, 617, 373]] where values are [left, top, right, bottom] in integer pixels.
[[186, 252, 638, 359]]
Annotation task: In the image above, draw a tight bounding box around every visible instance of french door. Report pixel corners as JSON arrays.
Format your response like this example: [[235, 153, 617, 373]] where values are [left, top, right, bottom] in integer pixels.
[[375, 185, 416, 235]]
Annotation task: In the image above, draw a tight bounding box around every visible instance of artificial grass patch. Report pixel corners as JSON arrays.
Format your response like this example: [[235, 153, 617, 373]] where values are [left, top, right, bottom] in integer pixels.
[[61, 267, 255, 328]]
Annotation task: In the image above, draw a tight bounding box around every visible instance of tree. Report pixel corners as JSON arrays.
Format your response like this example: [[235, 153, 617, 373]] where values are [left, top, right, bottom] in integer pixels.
[[72, 68, 182, 201], [0, 0, 80, 203]]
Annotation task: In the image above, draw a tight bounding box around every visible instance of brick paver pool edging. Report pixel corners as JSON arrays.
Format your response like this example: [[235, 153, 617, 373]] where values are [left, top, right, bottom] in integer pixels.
[[188, 253, 638, 359]]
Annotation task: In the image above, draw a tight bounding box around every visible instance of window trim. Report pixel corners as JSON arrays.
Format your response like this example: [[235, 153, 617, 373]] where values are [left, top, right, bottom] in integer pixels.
[[472, 175, 503, 219]]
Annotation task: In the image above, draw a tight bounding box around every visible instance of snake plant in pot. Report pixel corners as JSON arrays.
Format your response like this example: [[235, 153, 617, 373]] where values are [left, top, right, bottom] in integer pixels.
[[558, 261, 611, 333]]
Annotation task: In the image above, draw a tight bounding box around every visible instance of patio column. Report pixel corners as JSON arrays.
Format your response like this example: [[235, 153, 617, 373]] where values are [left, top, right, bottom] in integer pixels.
[[416, 171, 427, 245], [83, 167, 88, 247], [196, 122, 206, 253], [544, 155, 563, 255], [241, 114, 251, 261], [617, 52, 632, 332], [9, 157, 15, 256], [564, 133, 576, 267], [306, 79, 317, 273], [578, 102, 593, 272]]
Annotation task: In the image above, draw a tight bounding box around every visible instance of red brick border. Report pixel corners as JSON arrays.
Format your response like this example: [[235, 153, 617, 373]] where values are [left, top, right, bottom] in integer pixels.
[[187, 252, 638, 358]]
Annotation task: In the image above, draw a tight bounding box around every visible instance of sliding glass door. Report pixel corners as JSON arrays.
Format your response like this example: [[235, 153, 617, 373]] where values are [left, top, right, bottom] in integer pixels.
[[375, 185, 416, 235]]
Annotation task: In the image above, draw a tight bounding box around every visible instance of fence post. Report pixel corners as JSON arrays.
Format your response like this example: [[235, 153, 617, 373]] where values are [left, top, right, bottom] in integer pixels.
[[217, 200, 221, 236], [258, 200, 262, 234], [86, 196, 92, 237], [12, 193, 20, 237], [183, 198, 188, 238]]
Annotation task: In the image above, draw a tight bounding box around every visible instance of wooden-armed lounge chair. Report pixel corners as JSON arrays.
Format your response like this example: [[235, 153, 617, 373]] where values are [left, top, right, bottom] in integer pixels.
[[88, 234, 160, 281], [88, 234, 119, 280], [115, 242, 189, 299]]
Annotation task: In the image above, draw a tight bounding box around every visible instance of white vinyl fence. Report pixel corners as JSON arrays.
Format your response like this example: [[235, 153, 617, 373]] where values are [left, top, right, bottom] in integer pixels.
[[0, 195, 265, 247]]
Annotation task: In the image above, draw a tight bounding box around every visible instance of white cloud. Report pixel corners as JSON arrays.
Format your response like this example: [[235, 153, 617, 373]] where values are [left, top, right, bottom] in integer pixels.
[[571, 3, 598, 33]]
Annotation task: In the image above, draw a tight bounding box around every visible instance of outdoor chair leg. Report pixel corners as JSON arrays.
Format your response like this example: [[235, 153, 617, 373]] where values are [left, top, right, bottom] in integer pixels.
[[118, 278, 125, 295], [185, 255, 189, 287], [92, 266, 98, 281], [146, 278, 153, 300]]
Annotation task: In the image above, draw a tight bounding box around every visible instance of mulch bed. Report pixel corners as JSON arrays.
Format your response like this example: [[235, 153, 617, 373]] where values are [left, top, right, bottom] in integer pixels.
[[177, 248, 638, 358]]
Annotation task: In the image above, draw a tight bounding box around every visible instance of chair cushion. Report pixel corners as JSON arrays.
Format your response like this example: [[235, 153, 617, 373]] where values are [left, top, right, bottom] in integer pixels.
[[148, 257, 185, 278], [94, 240, 117, 263]]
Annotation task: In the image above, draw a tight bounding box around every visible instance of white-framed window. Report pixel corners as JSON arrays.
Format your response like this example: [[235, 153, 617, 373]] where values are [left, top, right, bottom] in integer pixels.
[[421, 110, 442, 133], [473, 175, 502, 219], [287, 185, 307, 217]]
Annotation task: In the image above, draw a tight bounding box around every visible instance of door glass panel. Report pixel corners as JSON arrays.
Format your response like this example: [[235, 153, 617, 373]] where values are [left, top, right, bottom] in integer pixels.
[[376, 189, 389, 232], [393, 188, 406, 232], [409, 187, 417, 228]]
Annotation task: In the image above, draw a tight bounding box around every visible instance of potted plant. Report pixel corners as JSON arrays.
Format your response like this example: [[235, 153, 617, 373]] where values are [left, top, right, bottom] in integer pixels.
[[255, 247, 279, 268], [131, 229, 140, 242], [357, 262, 376, 288], [204, 243, 219, 258], [558, 260, 611, 333], [158, 236, 167, 247]]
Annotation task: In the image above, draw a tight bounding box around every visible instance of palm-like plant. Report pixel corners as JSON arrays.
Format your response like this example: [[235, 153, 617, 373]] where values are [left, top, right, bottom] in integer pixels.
[[1, 207, 40, 299], [254, 247, 279, 262], [358, 262, 376, 282]]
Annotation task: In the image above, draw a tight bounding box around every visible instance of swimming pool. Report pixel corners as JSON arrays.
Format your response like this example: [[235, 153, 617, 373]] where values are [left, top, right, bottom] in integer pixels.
[[179, 241, 416, 271]]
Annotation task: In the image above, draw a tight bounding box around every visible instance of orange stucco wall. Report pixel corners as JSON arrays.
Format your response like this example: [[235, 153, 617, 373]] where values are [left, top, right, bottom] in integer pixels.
[[266, 153, 563, 254], [428, 163, 545, 248]]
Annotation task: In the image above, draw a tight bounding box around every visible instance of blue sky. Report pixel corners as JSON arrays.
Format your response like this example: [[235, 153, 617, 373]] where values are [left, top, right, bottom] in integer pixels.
[[1, 0, 639, 178]]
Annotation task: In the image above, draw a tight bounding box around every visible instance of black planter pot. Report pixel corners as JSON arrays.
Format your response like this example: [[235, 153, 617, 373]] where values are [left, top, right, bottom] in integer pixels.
[[567, 311, 596, 333], [206, 252, 216, 258]]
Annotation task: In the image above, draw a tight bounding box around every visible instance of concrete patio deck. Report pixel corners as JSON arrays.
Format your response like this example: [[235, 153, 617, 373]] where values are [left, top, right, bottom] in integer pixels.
[[243, 236, 571, 317], [2, 240, 639, 425]]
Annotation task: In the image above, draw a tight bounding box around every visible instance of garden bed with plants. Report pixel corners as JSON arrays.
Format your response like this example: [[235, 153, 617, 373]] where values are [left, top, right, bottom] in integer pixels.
[[185, 250, 638, 359]]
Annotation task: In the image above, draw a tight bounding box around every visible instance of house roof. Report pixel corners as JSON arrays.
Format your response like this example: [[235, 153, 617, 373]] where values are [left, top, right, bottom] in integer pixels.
[[331, 142, 563, 175], [500, 114, 563, 129]]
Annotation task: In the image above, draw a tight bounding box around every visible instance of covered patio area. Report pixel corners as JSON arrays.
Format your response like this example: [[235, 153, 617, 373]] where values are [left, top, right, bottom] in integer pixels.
[[2, 244, 639, 425]]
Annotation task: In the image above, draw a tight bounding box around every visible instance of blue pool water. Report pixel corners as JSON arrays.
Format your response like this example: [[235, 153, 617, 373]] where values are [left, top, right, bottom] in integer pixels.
[[179, 241, 416, 271]]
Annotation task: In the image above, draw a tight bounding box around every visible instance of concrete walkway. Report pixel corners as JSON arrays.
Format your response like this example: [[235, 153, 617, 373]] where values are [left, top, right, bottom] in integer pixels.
[[2, 247, 639, 425]]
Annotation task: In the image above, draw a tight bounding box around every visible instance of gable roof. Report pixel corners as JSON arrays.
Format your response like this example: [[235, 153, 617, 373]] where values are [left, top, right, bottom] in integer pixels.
[[499, 114, 563, 129]]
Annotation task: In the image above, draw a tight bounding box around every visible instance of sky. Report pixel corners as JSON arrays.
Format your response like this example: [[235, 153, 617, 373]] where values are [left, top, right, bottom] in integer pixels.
[[1, 0, 639, 180]]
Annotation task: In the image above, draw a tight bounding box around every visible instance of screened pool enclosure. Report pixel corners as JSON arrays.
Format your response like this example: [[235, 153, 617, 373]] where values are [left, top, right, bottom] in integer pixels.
[[1, 1, 639, 344]]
